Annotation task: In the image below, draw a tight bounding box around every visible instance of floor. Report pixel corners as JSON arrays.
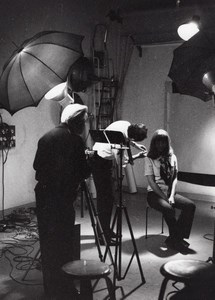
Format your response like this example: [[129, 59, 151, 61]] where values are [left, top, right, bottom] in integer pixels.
[[0, 190, 215, 300]]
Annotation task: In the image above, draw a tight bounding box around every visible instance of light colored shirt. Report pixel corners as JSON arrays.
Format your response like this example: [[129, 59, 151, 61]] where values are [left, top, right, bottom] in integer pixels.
[[93, 120, 130, 160], [144, 154, 178, 193]]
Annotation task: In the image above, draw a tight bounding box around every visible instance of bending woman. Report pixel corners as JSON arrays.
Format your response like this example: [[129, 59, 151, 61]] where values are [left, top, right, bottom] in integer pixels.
[[144, 129, 196, 252]]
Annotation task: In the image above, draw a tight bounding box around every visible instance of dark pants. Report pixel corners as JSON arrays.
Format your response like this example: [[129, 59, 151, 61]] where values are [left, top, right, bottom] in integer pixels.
[[147, 192, 196, 240], [91, 155, 114, 237], [35, 183, 79, 299]]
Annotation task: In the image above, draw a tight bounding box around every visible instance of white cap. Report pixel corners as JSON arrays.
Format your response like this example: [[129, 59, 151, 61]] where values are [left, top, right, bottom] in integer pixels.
[[61, 103, 88, 123]]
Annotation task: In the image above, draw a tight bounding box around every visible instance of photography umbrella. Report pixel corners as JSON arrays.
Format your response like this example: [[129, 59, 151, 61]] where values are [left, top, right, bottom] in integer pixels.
[[168, 29, 215, 102], [0, 31, 84, 114]]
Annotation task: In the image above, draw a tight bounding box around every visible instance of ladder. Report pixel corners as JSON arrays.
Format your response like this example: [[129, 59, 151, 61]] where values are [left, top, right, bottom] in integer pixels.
[[92, 24, 118, 129], [96, 78, 118, 129]]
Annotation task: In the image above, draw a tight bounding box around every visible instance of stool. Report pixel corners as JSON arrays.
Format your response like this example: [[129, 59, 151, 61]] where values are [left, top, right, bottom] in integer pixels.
[[158, 259, 215, 300], [62, 259, 116, 300], [145, 206, 164, 239]]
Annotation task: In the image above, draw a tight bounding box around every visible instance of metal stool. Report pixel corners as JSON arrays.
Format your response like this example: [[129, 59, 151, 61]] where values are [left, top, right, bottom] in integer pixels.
[[158, 259, 215, 300], [145, 205, 164, 239], [62, 259, 116, 300]]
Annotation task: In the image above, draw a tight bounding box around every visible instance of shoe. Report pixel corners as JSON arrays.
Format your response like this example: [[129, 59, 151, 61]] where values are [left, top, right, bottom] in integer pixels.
[[175, 241, 191, 254], [165, 236, 187, 252], [168, 239, 190, 254], [165, 236, 176, 248], [181, 239, 190, 247]]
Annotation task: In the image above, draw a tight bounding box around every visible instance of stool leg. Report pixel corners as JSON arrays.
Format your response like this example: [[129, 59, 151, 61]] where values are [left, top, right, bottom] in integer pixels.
[[158, 278, 169, 300], [81, 190, 84, 218], [145, 206, 149, 239], [80, 279, 93, 300], [161, 215, 164, 234], [104, 277, 116, 300]]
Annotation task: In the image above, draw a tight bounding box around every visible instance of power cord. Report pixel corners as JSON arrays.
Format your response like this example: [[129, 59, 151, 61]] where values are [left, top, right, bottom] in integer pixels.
[[0, 222, 42, 286]]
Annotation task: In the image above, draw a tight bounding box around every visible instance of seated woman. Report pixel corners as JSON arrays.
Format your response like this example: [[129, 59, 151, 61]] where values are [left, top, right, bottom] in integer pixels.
[[144, 129, 196, 252]]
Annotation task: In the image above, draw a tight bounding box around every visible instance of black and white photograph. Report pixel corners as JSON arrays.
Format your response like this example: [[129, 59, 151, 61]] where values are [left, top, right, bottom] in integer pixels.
[[0, 1, 215, 299]]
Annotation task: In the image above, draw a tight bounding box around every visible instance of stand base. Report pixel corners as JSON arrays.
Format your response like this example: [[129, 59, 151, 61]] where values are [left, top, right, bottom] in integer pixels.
[[110, 205, 146, 284]]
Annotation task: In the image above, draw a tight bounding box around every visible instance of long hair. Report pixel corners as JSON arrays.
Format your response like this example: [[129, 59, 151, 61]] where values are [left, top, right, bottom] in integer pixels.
[[147, 129, 173, 159]]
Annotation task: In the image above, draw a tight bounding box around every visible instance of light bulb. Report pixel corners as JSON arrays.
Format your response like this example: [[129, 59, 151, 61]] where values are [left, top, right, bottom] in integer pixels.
[[177, 16, 200, 41]]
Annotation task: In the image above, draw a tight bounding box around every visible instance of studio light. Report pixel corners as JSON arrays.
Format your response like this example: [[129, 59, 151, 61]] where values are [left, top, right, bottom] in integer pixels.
[[44, 82, 67, 101], [44, 82, 75, 108], [177, 15, 200, 41], [202, 70, 215, 94]]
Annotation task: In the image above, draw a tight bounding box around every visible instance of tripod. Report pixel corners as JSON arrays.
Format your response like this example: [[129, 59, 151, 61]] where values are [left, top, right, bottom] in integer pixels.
[[89, 129, 145, 284], [80, 180, 116, 268], [110, 145, 145, 284]]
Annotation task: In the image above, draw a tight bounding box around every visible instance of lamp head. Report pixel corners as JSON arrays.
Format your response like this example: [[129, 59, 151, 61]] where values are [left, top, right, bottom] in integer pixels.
[[67, 57, 99, 93], [177, 15, 200, 41], [203, 70, 215, 94], [44, 82, 67, 101]]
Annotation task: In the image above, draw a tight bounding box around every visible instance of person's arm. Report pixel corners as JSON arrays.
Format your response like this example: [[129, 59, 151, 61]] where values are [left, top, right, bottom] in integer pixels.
[[146, 175, 169, 201], [124, 141, 147, 164], [168, 159, 178, 205], [168, 176, 177, 205], [130, 140, 147, 151], [132, 150, 147, 160], [124, 149, 147, 165]]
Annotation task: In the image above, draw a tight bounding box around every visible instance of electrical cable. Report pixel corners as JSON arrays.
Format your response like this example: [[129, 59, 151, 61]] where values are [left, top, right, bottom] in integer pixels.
[[0, 221, 42, 286], [203, 233, 214, 241]]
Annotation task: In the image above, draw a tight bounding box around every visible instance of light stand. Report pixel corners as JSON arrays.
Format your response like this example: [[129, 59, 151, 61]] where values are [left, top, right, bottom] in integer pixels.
[[90, 129, 146, 285], [0, 113, 8, 231], [0, 113, 15, 232], [207, 205, 215, 264]]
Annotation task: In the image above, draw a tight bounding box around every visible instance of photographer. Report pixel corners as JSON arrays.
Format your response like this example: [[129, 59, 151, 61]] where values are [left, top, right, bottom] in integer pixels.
[[33, 104, 91, 299]]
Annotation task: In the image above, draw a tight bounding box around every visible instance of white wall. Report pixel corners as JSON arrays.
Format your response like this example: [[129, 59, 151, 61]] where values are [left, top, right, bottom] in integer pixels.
[[0, 0, 111, 211], [121, 44, 215, 201], [121, 45, 175, 188]]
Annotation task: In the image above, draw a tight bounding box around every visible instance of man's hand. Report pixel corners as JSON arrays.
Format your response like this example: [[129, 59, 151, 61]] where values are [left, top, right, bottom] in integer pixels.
[[85, 149, 96, 158], [138, 150, 147, 158], [138, 144, 147, 151]]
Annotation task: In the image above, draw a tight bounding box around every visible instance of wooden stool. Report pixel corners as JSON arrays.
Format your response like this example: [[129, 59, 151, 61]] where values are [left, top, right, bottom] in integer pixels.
[[158, 259, 215, 300], [62, 259, 116, 300]]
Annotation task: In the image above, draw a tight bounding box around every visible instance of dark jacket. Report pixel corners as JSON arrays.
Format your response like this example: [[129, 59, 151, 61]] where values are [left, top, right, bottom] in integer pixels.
[[33, 123, 91, 197]]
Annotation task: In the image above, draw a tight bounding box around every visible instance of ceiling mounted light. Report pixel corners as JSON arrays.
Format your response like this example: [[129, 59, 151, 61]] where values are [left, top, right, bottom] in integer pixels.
[[177, 15, 200, 41]]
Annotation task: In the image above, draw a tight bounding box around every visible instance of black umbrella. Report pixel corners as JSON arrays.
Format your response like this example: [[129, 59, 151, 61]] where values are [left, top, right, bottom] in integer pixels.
[[0, 31, 84, 114], [168, 29, 215, 102]]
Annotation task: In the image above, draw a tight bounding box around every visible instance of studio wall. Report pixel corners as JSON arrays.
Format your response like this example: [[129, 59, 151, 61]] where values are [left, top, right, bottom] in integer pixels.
[[121, 44, 215, 201]]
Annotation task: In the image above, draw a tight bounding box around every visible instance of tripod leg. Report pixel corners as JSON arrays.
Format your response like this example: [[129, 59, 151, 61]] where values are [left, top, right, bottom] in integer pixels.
[[115, 206, 123, 280], [82, 181, 116, 268], [82, 182, 104, 261], [123, 207, 146, 283]]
